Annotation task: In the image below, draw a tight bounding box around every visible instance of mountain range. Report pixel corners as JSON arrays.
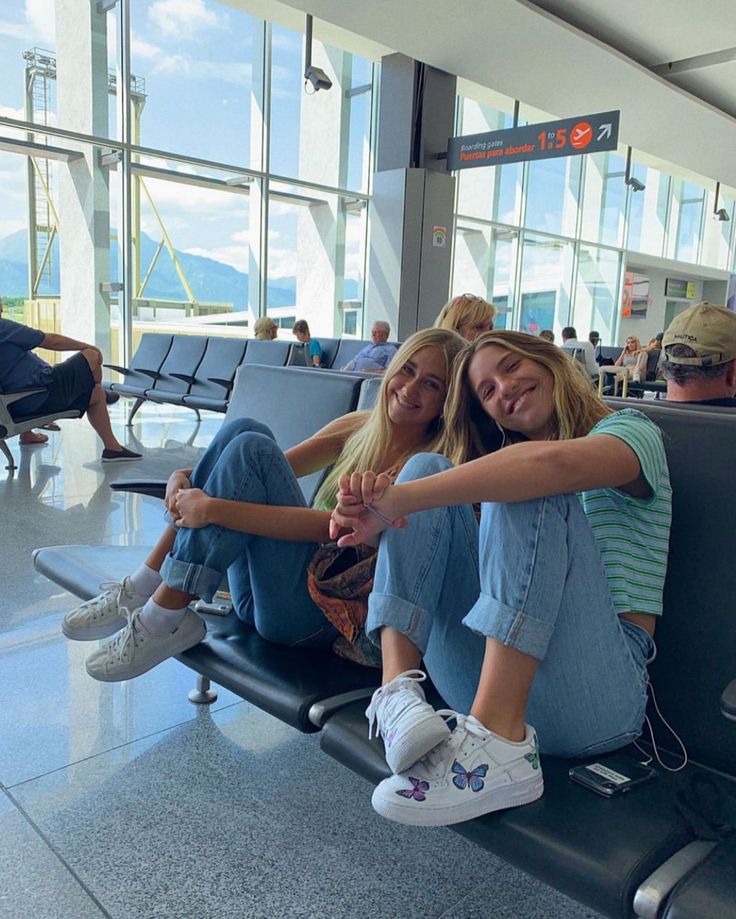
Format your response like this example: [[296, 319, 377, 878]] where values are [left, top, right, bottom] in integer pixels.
[[0, 229, 356, 307]]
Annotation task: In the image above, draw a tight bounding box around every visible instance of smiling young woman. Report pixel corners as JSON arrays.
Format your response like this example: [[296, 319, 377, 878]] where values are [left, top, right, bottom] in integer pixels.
[[331, 330, 672, 829], [60, 328, 465, 684]]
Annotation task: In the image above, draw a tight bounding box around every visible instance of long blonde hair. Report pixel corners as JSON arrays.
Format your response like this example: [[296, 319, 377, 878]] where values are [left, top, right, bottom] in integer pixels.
[[434, 294, 495, 338], [313, 327, 465, 509], [440, 330, 611, 464]]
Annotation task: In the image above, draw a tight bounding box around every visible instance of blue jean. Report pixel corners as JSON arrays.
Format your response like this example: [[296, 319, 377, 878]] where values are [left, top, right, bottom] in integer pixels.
[[160, 418, 337, 648], [366, 453, 654, 757]]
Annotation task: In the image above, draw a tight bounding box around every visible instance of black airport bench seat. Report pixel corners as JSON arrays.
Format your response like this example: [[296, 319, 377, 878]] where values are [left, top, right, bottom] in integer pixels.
[[32, 370, 736, 919], [105, 333, 377, 423]]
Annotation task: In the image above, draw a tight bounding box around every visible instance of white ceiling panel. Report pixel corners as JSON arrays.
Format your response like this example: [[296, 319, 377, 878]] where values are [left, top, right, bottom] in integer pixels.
[[270, 0, 736, 195]]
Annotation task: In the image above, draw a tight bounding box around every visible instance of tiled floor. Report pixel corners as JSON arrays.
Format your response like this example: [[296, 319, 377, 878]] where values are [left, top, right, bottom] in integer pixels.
[[0, 403, 601, 918]]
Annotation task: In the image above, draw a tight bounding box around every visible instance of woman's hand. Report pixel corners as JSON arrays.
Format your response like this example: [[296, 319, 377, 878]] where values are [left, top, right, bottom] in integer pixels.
[[165, 470, 191, 517], [329, 471, 406, 546], [173, 488, 212, 528]]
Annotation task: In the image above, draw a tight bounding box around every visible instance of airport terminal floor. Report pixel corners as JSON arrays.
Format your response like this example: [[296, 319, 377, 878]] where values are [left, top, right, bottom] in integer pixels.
[[0, 402, 601, 919]]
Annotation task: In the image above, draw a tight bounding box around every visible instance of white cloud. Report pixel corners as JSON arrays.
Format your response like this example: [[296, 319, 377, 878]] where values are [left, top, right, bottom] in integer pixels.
[[25, 0, 55, 45], [0, 104, 25, 120], [131, 35, 161, 62], [151, 54, 251, 86], [183, 244, 248, 271], [148, 0, 223, 41]]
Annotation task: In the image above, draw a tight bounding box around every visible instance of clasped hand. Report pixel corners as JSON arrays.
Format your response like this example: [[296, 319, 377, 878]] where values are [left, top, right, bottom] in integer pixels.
[[172, 487, 210, 528], [329, 471, 406, 547], [164, 470, 210, 528]]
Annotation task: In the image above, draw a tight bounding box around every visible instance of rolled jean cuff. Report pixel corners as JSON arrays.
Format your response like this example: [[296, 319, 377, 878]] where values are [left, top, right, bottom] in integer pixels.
[[463, 592, 556, 661], [160, 553, 223, 603], [365, 592, 433, 653]]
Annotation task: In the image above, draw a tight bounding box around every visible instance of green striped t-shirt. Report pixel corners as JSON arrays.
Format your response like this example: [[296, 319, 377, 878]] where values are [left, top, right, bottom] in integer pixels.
[[580, 409, 672, 617]]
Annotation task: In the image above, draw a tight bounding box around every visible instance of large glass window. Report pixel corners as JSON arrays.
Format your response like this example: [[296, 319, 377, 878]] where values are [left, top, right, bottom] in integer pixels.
[[130, 0, 258, 165], [626, 162, 669, 257], [266, 181, 366, 336], [572, 245, 621, 345], [269, 24, 372, 192], [580, 151, 626, 247], [524, 155, 581, 238], [518, 234, 574, 336], [0, 3, 374, 360], [672, 180, 706, 264]]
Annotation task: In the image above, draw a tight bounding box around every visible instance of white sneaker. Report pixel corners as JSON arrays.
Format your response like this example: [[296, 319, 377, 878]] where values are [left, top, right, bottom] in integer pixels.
[[371, 714, 544, 826], [62, 578, 148, 641], [365, 670, 451, 774], [85, 608, 206, 682]]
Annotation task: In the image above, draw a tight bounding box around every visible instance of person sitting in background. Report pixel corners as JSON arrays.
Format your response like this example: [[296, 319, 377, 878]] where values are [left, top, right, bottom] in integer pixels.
[[615, 336, 648, 381], [292, 320, 323, 367], [645, 332, 664, 353], [434, 293, 495, 341], [560, 326, 598, 378], [538, 329, 554, 343], [253, 317, 278, 340], [588, 330, 601, 349], [661, 302, 736, 406], [0, 309, 141, 462], [342, 321, 398, 373]]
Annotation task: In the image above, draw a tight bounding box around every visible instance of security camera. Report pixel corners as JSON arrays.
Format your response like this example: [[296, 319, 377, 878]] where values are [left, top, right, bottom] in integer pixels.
[[715, 207, 730, 222], [304, 64, 332, 92], [626, 177, 646, 193]]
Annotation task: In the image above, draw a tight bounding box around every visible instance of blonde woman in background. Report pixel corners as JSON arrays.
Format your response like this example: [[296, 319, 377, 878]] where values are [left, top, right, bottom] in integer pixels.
[[435, 293, 495, 342], [615, 335, 648, 380]]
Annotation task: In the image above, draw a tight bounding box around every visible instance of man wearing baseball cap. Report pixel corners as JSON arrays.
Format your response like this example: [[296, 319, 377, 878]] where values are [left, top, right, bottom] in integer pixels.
[[661, 301, 736, 406]]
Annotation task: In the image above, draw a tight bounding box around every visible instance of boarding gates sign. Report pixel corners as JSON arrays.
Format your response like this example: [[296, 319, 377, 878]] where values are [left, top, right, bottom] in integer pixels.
[[447, 110, 620, 171]]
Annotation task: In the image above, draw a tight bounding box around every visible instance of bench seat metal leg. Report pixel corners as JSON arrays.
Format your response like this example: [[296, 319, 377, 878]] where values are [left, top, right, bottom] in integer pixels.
[[188, 674, 217, 705]]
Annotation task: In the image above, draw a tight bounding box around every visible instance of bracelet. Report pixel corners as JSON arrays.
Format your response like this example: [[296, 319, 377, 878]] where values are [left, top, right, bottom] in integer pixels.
[[362, 503, 395, 527]]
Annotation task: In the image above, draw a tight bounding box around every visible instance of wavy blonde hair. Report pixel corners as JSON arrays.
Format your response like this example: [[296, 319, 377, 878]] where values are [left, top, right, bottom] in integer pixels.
[[440, 330, 612, 464], [434, 294, 495, 339], [313, 327, 465, 509]]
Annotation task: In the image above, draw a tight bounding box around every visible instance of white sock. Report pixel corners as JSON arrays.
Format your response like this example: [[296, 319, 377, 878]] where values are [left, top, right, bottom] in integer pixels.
[[139, 598, 188, 637], [128, 563, 163, 600]]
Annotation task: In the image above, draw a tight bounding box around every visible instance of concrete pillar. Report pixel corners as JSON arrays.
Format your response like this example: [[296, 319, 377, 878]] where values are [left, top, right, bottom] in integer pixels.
[[55, 0, 111, 351], [365, 54, 457, 340]]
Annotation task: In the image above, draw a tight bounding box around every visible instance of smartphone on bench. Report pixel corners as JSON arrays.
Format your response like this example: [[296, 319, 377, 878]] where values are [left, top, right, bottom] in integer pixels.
[[569, 755, 656, 797], [193, 590, 233, 618]]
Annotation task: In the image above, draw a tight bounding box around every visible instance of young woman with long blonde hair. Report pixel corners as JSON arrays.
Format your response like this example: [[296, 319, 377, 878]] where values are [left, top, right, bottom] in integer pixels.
[[61, 328, 465, 682], [332, 330, 671, 828]]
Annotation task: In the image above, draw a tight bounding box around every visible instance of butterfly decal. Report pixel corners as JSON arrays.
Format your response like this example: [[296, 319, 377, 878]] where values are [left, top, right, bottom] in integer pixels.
[[396, 776, 429, 801], [451, 760, 489, 792]]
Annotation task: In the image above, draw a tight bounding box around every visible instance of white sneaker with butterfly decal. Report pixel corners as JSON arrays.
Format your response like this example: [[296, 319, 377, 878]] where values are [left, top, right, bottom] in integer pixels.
[[371, 714, 543, 826]]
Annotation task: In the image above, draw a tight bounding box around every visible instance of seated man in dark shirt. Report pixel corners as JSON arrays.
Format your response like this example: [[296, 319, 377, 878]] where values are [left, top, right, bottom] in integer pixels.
[[661, 302, 736, 407], [0, 305, 141, 461]]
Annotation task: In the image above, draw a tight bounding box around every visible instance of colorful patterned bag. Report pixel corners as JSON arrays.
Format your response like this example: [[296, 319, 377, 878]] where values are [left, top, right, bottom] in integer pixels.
[[306, 542, 381, 667]]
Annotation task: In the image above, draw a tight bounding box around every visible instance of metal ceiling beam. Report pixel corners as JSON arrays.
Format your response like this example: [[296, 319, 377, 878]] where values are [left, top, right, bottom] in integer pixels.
[[651, 46, 736, 76]]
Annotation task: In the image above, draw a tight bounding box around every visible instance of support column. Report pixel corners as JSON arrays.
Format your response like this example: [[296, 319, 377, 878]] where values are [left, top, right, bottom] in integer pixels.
[[55, 0, 111, 351], [365, 54, 457, 340]]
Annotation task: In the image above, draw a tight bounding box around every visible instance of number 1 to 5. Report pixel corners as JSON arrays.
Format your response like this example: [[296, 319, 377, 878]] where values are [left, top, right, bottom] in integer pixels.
[[538, 129, 567, 151]]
